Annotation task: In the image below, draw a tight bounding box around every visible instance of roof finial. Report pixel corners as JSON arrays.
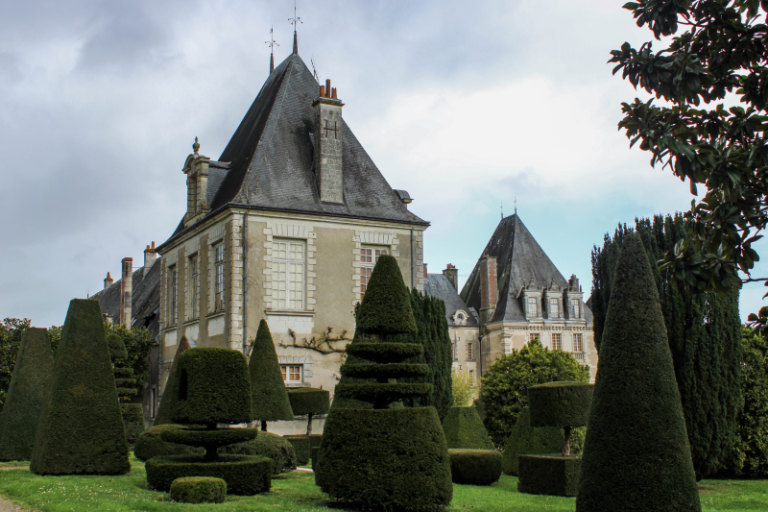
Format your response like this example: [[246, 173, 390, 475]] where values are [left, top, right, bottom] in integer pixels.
[[289, 0, 302, 55], [193, 136, 200, 154], [266, 26, 279, 73], [514, 196, 517, 215], [501, 202, 503, 219]]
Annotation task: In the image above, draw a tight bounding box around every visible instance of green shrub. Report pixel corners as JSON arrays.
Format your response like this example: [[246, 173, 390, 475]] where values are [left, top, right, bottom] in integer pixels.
[[355, 254, 417, 337], [249, 321, 293, 430], [442, 406, 494, 449], [448, 449, 502, 485], [106, 332, 127, 361], [145, 454, 272, 495], [519, 455, 581, 497], [154, 336, 191, 426], [288, 387, 329, 435], [0, 328, 55, 461], [527, 382, 593, 428], [501, 407, 569, 476], [133, 425, 202, 462], [121, 403, 145, 445], [311, 446, 319, 466], [284, 436, 311, 466], [30, 299, 130, 475], [315, 407, 452, 512], [170, 476, 226, 504], [220, 431, 297, 474], [576, 232, 700, 512]]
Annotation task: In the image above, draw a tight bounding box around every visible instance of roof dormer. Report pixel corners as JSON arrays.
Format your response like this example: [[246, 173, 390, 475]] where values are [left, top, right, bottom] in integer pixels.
[[183, 137, 211, 227]]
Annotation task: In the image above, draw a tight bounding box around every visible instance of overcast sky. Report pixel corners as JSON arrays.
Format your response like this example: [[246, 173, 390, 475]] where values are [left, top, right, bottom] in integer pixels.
[[2, 0, 766, 327]]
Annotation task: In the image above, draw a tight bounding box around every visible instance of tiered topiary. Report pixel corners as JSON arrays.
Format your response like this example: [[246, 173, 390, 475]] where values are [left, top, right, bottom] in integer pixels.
[[0, 328, 55, 461], [144, 347, 273, 495], [154, 336, 191, 426], [315, 255, 453, 512], [107, 332, 145, 445], [220, 430, 298, 474], [501, 407, 563, 476], [134, 425, 203, 462], [249, 321, 294, 431], [576, 233, 701, 511], [442, 406, 495, 449], [518, 381, 593, 497], [170, 476, 226, 504], [288, 387, 329, 435], [30, 299, 130, 475]]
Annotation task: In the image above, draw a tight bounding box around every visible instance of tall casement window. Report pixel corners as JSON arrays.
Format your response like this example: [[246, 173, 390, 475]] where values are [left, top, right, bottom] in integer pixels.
[[361, 246, 388, 301], [281, 364, 303, 387], [530, 332, 540, 342], [551, 333, 562, 351], [573, 333, 584, 361], [273, 240, 305, 309], [467, 342, 474, 361], [527, 296, 538, 317], [168, 265, 177, 325], [570, 299, 580, 318], [189, 253, 200, 319], [549, 298, 560, 318], [213, 243, 225, 312]]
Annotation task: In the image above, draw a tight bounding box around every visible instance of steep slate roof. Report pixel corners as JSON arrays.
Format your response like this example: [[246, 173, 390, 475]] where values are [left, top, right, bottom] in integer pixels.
[[460, 214, 592, 324], [164, 53, 426, 246], [424, 274, 479, 327]]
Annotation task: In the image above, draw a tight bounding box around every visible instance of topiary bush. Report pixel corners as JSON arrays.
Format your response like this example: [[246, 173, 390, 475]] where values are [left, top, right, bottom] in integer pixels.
[[134, 425, 203, 462], [106, 332, 128, 361], [154, 336, 190, 426], [442, 406, 494, 449], [501, 407, 565, 476], [288, 387, 329, 435], [519, 455, 581, 497], [527, 381, 593, 458], [121, 404, 146, 445], [448, 449, 502, 486], [220, 431, 297, 474], [249, 321, 294, 431], [30, 299, 130, 475], [146, 454, 272, 495], [284, 436, 311, 466], [170, 476, 226, 504], [0, 328, 55, 461]]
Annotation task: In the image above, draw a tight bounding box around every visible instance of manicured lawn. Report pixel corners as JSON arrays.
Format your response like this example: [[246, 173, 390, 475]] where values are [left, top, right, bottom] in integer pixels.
[[0, 457, 765, 512]]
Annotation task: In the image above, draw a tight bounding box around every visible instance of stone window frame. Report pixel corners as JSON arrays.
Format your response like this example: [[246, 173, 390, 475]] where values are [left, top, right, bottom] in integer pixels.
[[551, 332, 562, 351], [212, 241, 226, 313], [187, 252, 200, 320], [360, 245, 390, 301], [278, 355, 314, 388], [272, 238, 307, 310], [263, 223, 317, 312], [353, 231, 400, 308], [168, 264, 178, 326]]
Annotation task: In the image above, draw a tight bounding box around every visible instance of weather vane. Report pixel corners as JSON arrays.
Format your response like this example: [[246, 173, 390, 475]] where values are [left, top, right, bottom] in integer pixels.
[[289, 1, 302, 54], [266, 26, 279, 73]]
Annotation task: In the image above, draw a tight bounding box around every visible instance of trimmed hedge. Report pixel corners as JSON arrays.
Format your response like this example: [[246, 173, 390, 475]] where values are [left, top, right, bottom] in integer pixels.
[[145, 454, 272, 495], [355, 254, 418, 337], [448, 449, 502, 485], [335, 383, 432, 405], [134, 425, 203, 462], [284, 436, 311, 466], [30, 299, 130, 475], [220, 431, 297, 474], [249, 320, 294, 424], [576, 232, 700, 512], [527, 381, 593, 428], [339, 362, 430, 379], [113, 368, 134, 378], [121, 403, 145, 445], [315, 407, 452, 512], [0, 328, 55, 461], [170, 476, 226, 504], [519, 455, 581, 497], [106, 333, 127, 361], [162, 428, 257, 448], [288, 388, 330, 416], [501, 407, 564, 476], [442, 406, 494, 450], [154, 336, 190, 426], [345, 342, 424, 363], [170, 348, 252, 426]]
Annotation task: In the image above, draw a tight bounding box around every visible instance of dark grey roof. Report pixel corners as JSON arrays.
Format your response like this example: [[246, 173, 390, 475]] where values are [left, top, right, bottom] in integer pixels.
[[91, 258, 162, 338], [460, 214, 592, 324], [424, 274, 479, 327], [163, 54, 427, 247]]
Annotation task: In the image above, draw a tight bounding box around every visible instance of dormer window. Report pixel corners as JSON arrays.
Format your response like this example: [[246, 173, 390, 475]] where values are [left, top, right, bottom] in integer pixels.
[[527, 297, 538, 317], [549, 298, 560, 318], [452, 309, 469, 326], [570, 299, 580, 318]]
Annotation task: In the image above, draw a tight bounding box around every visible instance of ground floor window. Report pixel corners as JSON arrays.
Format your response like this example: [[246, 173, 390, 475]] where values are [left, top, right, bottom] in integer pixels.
[[281, 364, 304, 386]]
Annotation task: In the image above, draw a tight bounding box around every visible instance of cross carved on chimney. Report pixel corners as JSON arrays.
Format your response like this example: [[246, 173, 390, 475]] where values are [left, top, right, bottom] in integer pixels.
[[323, 120, 339, 139]]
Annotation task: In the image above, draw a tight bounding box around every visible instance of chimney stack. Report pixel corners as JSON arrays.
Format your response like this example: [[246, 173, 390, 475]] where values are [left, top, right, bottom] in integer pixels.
[[479, 255, 498, 325], [443, 264, 459, 291], [104, 272, 114, 290], [313, 79, 345, 204], [423, 263, 428, 279], [121, 258, 133, 327], [144, 241, 157, 269]]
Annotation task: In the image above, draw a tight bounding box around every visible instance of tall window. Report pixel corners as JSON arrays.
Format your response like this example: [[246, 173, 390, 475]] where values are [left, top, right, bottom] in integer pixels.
[[361, 246, 388, 301], [467, 342, 474, 361], [213, 243, 225, 312], [530, 332, 540, 342], [281, 364, 303, 386], [168, 265, 177, 325], [549, 298, 560, 318], [573, 333, 584, 361], [570, 299, 580, 318], [527, 296, 538, 317], [189, 254, 199, 319], [273, 240, 305, 309], [552, 333, 562, 350], [451, 343, 456, 360], [469, 369, 475, 386]]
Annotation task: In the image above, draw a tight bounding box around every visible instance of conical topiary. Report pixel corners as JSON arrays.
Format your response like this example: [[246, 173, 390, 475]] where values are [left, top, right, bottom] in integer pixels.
[[249, 320, 293, 431], [576, 232, 700, 511], [0, 328, 55, 461], [154, 336, 191, 425], [442, 406, 494, 449], [355, 254, 417, 338], [30, 299, 130, 475]]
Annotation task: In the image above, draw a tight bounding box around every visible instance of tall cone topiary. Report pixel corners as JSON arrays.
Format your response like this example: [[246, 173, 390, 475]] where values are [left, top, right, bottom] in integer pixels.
[[154, 336, 191, 426], [0, 328, 55, 461], [30, 299, 130, 475], [249, 320, 293, 431], [576, 232, 700, 512]]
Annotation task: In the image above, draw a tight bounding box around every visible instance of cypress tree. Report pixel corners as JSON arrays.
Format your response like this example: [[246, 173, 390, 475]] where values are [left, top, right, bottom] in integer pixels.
[[591, 215, 741, 479], [249, 320, 294, 430], [154, 336, 191, 425], [0, 328, 55, 461], [577, 232, 700, 512]]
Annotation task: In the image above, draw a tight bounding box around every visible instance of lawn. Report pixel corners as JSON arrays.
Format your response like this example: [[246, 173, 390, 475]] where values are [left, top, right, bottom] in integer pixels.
[[0, 457, 766, 512]]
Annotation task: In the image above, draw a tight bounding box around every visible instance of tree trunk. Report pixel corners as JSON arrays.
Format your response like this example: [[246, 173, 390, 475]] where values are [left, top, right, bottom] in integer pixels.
[[261, 420, 268, 431], [562, 426, 571, 457], [306, 413, 313, 435]]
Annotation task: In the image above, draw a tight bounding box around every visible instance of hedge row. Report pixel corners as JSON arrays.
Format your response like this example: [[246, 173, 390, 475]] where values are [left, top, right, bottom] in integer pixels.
[[442, 406, 494, 450], [133, 425, 202, 462], [519, 455, 581, 497], [448, 449, 502, 485], [170, 476, 226, 504], [145, 454, 272, 495], [220, 431, 297, 474]]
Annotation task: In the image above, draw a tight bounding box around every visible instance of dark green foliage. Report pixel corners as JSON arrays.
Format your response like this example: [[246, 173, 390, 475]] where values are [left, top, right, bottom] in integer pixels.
[[501, 407, 564, 476], [311, 446, 319, 466], [170, 476, 226, 504], [113, 368, 133, 378], [121, 403, 145, 445], [527, 382, 593, 428], [162, 427, 257, 459], [170, 348, 252, 425], [355, 255, 418, 337], [335, 383, 432, 405], [220, 431, 297, 474], [288, 387, 330, 415], [106, 333, 127, 361], [249, 320, 293, 423], [315, 407, 453, 512], [0, 318, 31, 413], [104, 323, 158, 400], [114, 361, 145, 442], [345, 342, 423, 362], [133, 425, 203, 462], [30, 299, 130, 475], [145, 454, 272, 495], [284, 436, 311, 466], [478, 339, 589, 448], [340, 362, 430, 379], [577, 232, 700, 512], [441, 406, 494, 449], [0, 328, 55, 461], [448, 449, 502, 486], [154, 336, 190, 426], [519, 455, 581, 497], [592, 216, 741, 479]]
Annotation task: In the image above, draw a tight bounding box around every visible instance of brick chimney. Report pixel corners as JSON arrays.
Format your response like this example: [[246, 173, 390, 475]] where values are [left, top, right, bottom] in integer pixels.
[[423, 263, 428, 279], [104, 272, 114, 289], [144, 241, 157, 269], [479, 255, 498, 325], [312, 79, 344, 204], [121, 258, 133, 327], [443, 264, 458, 291]]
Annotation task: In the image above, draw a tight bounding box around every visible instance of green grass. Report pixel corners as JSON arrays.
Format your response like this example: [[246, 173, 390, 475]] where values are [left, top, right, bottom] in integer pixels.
[[0, 460, 765, 512]]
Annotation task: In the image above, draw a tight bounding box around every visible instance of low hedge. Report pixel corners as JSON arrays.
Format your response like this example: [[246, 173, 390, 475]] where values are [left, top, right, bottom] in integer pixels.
[[527, 382, 593, 428], [120, 403, 145, 445], [220, 431, 297, 474], [145, 454, 272, 495], [340, 363, 430, 379], [133, 426, 203, 462], [287, 388, 330, 416], [345, 343, 423, 363], [442, 406, 494, 449], [161, 428, 257, 448], [334, 383, 432, 403], [502, 407, 563, 476], [284, 436, 311, 466], [448, 449, 502, 485], [518, 454, 581, 497], [170, 476, 226, 504]]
